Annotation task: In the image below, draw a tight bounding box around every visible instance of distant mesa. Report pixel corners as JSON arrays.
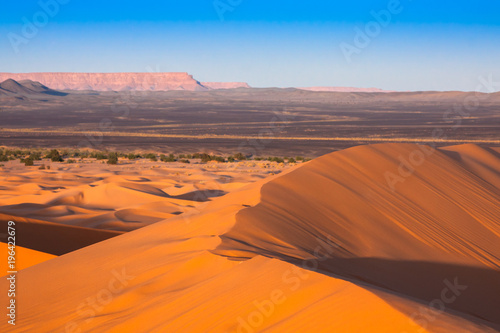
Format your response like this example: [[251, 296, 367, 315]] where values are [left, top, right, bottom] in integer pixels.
[[0, 73, 396, 93], [201, 82, 251, 89], [0, 73, 251, 92], [298, 86, 393, 93]]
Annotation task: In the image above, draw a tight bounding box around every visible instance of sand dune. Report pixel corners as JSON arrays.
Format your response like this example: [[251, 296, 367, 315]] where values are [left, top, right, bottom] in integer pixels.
[[1, 143, 499, 332], [0, 243, 55, 275], [0, 159, 287, 232]]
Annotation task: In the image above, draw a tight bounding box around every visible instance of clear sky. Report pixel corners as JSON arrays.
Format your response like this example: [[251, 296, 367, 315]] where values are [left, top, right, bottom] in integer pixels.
[[1, 0, 499, 91]]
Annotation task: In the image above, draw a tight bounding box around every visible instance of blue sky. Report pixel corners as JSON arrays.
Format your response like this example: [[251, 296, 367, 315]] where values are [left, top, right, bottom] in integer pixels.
[[1, 0, 499, 91]]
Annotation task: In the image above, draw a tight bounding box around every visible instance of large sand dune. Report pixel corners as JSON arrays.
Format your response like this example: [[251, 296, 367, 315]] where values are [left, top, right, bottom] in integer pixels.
[[1, 143, 499, 332]]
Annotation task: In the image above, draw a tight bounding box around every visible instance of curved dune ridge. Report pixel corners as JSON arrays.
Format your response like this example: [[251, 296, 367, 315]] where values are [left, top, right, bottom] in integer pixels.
[[1, 143, 499, 332]]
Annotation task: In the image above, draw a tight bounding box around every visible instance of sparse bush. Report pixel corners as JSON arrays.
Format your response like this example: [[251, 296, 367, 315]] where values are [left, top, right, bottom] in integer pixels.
[[107, 153, 118, 165], [288, 158, 296, 163], [295, 156, 304, 161], [233, 152, 247, 160], [200, 153, 211, 162], [253, 157, 264, 161], [268, 157, 284, 163], [227, 156, 235, 163], [30, 152, 42, 160], [179, 159, 190, 164], [67, 159, 76, 164], [127, 153, 136, 160], [96, 152, 108, 160], [0, 155, 8, 162], [47, 149, 64, 162], [160, 154, 176, 162], [24, 158, 34, 166]]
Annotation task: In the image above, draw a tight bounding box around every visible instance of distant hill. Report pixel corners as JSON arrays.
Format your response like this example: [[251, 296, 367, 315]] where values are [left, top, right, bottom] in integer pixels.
[[0, 73, 252, 92], [0, 78, 67, 97], [298, 86, 393, 93], [201, 82, 251, 89]]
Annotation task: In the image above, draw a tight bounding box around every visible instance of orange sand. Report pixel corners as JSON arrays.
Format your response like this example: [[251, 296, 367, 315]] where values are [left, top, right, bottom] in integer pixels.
[[0, 144, 499, 332]]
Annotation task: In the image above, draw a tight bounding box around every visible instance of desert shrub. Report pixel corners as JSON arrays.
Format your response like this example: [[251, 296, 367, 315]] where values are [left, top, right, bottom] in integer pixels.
[[179, 159, 190, 164], [24, 158, 34, 166], [268, 157, 284, 163], [67, 159, 76, 164], [233, 152, 246, 160], [0, 155, 8, 162], [295, 156, 304, 161], [160, 154, 176, 162], [96, 152, 108, 160], [107, 153, 118, 165], [288, 158, 296, 163], [127, 153, 136, 160], [186, 154, 193, 159], [212, 156, 225, 163], [144, 153, 156, 160], [200, 154, 211, 163], [149, 156, 157, 162], [46, 149, 64, 162], [227, 156, 235, 163], [253, 157, 264, 161], [29, 152, 42, 160], [178, 154, 186, 159], [192, 153, 202, 159]]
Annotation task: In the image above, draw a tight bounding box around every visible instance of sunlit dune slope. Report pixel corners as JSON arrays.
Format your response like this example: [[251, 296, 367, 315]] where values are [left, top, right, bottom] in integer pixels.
[[0, 243, 55, 274], [214, 143, 500, 327], [1, 143, 499, 332]]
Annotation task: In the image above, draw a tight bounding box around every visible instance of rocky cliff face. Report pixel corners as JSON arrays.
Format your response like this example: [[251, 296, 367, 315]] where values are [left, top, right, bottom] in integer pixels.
[[0, 73, 249, 91]]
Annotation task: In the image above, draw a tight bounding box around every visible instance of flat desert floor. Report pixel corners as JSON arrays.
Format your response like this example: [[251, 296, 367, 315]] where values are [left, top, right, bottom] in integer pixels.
[[1, 88, 499, 156]]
